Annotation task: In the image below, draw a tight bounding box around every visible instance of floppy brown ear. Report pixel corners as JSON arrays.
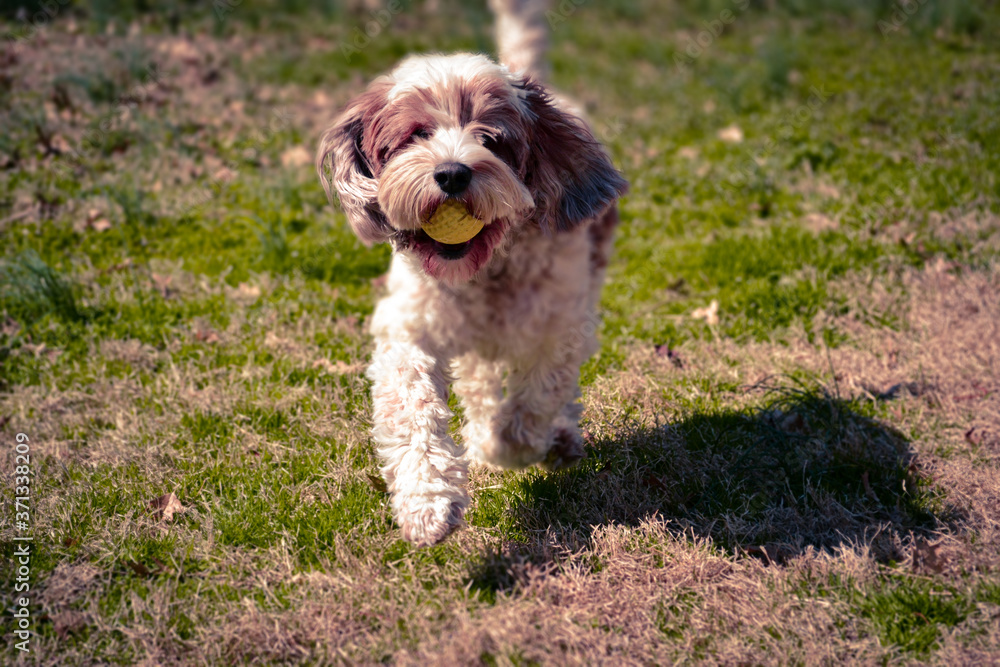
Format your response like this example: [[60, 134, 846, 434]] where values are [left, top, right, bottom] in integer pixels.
[[316, 83, 393, 245], [520, 79, 628, 232]]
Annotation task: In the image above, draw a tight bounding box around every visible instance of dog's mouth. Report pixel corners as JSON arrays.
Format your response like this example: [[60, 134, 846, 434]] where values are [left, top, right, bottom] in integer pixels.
[[395, 223, 495, 261], [393, 218, 510, 283], [410, 228, 479, 260]]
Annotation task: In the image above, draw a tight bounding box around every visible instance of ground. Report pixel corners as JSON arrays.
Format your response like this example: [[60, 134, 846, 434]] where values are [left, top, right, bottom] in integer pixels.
[[1, 0, 999, 664]]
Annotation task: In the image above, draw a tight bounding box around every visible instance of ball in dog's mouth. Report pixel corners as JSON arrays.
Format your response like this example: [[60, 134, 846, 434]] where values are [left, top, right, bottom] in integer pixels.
[[422, 200, 484, 244], [396, 206, 509, 281]]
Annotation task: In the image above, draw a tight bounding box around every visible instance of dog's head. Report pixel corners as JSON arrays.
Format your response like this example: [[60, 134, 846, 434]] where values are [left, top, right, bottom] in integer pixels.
[[317, 53, 627, 284]]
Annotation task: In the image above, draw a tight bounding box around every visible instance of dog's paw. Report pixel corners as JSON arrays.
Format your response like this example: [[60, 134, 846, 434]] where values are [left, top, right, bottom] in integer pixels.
[[395, 494, 466, 547], [540, 427, 585, 471]]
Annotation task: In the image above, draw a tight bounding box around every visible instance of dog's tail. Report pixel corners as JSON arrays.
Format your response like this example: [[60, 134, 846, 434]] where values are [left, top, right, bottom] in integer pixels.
[[489, 0, 550, 81]]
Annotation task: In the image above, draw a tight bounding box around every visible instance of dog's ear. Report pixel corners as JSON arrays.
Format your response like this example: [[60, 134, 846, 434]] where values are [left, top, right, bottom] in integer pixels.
[[316, 83, 393, 245], [519, 79, 628, 232]]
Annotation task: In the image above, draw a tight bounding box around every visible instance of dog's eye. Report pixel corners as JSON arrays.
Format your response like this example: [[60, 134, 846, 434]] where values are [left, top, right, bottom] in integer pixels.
[[411, 128, 430, 140], [481, 134, 500, 152], [481, 133, 519, 167]]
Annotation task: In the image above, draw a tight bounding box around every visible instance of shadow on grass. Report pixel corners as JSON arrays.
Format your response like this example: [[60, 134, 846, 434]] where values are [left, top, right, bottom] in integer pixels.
[[469, 386, 961, 597]]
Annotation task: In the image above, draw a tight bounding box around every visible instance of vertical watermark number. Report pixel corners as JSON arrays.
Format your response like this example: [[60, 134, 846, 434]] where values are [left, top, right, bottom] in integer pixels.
[[12, 433, 33, 654]]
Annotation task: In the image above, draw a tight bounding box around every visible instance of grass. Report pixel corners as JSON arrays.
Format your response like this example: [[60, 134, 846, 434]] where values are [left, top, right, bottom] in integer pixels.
[[856, 580, 973, 656], [2, 0, 1000, 663]]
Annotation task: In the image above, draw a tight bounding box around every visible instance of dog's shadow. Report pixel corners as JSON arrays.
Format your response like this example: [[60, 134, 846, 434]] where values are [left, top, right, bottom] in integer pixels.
[[467, 388, 961, 595]]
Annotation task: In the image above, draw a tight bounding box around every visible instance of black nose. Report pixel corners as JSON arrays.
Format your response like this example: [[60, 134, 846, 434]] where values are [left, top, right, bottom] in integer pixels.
[[433, 162, 472, 195]]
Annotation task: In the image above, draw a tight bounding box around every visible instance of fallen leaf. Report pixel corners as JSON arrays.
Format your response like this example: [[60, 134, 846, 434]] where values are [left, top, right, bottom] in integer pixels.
[[230, 282, 261, 303], [677, 146, 699, 160], [1, 316, 20, 336], [83, 207, 113, 232], [163, 38, 201, 65], [691, 299, 720, 326], [49, 134, 71, 153], [100, 259, 133, 275], [912, 538, 948, 574], [126, 560, 152, 576], [212, 166, 236, 183], [311, 90, 332, 107], [928, 255, 958, 275], [194, 328, 220, 344], [151, 272, 173, 298], [366, 473, 388, 494], [280, 145, 312, 168], [717, 124, 744, 143], [0, 152, 20, 170], [148, 492, 185, 522], [804, 212, 837, 232], [52, 611, 89, 639]]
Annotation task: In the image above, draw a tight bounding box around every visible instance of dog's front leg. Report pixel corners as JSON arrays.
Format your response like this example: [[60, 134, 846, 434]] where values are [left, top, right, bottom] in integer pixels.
[[481, 353, 586, 470], [367, 338, 468, 546]]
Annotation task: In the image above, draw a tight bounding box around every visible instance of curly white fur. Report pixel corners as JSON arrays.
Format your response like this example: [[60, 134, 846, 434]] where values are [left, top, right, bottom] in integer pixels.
[[316, 26, 626, 547]]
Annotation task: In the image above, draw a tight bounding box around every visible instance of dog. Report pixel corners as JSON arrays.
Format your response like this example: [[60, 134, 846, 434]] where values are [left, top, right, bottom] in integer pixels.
[[315, 2, 627, 546]]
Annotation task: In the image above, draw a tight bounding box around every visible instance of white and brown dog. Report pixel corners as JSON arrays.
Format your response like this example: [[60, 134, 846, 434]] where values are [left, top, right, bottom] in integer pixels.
[[316, 8, 626, 546]]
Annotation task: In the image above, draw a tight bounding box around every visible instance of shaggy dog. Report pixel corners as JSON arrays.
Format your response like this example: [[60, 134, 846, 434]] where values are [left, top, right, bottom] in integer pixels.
[[316, 7, 627, 547]]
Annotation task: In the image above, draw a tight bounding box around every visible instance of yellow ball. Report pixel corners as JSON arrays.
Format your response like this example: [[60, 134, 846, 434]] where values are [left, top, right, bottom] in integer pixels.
[[422, 200, 484, 244]]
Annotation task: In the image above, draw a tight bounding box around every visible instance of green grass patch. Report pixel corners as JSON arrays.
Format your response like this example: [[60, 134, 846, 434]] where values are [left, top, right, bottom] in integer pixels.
[[856, 580, 972, 655]]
